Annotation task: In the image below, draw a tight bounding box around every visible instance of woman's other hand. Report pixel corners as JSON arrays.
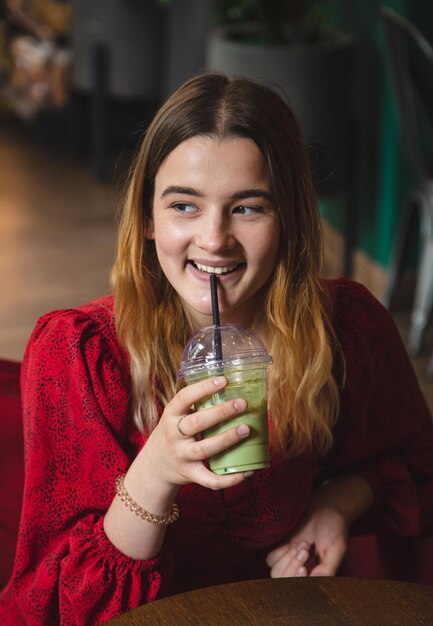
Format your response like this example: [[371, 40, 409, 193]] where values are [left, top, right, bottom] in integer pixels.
[[266, 474, 374, 577], [266, 508, 347, 577]]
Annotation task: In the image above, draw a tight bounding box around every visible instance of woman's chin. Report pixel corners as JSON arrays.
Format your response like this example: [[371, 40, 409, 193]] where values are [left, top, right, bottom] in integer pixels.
[[181, 301, 214, 328], [181, 295, 253, 329]]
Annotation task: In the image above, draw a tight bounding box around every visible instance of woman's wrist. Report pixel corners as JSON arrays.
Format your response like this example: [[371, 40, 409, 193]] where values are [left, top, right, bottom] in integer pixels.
[[125, 457, 180, 516], [310, 473, 374, 526], [103, 469, 179, 560]]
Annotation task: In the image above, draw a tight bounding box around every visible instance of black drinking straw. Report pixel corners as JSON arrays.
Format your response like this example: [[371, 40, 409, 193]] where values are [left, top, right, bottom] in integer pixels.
[[210, 274, 223, 361]]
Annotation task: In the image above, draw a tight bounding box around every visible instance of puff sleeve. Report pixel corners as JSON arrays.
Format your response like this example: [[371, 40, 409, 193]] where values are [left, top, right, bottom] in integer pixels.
[[0, 300, 174, 625], [322, 279, 433, 536]]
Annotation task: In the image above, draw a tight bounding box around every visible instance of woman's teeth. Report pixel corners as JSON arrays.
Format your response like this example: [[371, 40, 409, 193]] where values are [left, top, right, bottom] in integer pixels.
[[194, 262, 239, 275]]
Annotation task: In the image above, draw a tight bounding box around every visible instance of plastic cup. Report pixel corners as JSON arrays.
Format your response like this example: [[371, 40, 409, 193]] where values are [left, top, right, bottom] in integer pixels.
[[179, 324, 272, 474]]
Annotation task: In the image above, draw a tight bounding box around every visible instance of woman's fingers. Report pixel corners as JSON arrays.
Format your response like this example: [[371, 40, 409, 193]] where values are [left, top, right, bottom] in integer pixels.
[[310, 537, 346, 577], [188, 462, 253, 491], [188, 420, 250, 462], [310, 564, 334, 576], [268, 543, 310, 578], [188, 400, 249, 449], [166, 375, 249, 438], [181, 397, 247, 438], [155, 375, 257, 488], [266, 543, 290, 568], [266, 541, 309, 567], [169, 375, 227, 416]]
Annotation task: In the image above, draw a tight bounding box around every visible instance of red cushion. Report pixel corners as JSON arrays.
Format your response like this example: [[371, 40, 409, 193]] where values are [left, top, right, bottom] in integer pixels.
[[342, 532, 433, 584], [0, 359, 24, 590]]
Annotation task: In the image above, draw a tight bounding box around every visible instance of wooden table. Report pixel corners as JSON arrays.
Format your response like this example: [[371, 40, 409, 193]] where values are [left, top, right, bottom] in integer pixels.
[[105, 577, 433, 625]]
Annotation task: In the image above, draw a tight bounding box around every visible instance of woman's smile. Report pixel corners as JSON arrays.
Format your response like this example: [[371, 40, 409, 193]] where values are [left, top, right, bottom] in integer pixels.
[[190, 261, 243, 275], [187, 260, 246, 282], [148, 135, 280, 329]]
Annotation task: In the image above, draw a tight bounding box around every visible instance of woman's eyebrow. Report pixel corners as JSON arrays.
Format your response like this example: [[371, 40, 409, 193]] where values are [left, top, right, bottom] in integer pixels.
[[160, 186, 273, 202], [160, 185, 201, 199], [230, 189, 274, 202]]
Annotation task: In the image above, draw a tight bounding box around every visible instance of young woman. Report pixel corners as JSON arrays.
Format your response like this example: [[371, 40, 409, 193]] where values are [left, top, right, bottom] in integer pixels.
[[1, 73, 433, 625]]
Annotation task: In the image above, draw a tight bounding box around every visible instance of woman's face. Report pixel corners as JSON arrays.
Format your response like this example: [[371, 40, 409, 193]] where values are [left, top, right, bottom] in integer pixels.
[[148, 135, 280, 329]]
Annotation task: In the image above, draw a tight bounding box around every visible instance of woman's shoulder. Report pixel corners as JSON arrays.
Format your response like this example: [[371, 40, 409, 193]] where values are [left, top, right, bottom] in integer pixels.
[[324, 276, 391, 339], [27, 295, 126, 364], [32, 294, 115, 340], [322, 277, 411, 374], [325, 275, 382, 307]]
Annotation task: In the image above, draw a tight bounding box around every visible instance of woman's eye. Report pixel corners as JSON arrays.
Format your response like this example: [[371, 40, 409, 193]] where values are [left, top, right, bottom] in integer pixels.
[[172, 202, 196, 213], [233, 205, 262, 215]]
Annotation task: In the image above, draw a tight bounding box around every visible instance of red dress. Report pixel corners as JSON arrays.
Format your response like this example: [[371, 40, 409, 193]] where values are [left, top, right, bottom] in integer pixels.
[[1, 278, 432, 625]]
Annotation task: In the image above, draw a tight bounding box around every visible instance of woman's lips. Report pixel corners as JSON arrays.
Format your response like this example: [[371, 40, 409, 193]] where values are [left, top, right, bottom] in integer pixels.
[[194, 261, 240, 275], [187, 260, 245, 281]]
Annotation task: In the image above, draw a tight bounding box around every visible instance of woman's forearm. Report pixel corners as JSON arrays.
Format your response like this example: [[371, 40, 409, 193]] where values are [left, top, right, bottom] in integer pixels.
[[311, 473, 374, 525], [103, 459, 179, 561]]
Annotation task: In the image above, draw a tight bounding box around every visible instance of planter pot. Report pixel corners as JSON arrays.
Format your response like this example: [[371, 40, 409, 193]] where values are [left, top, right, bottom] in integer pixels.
[[206, 24, 357, 194]]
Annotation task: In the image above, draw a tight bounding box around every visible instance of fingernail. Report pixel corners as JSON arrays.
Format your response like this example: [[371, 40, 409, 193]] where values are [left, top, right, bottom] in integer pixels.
[[213, 376, 225, 386], [297, 550, 308, 561], [243, 471, 254, 478], [237, 423, 249, 436], [296, 568, 307, 577], [233, 398, 247, 411]]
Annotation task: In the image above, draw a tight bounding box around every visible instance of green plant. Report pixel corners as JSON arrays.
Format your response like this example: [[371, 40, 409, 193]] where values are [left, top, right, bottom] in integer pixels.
[[213, 0, 290, 43], [158, 0, 337, 46], [215, 1, 338, 45]]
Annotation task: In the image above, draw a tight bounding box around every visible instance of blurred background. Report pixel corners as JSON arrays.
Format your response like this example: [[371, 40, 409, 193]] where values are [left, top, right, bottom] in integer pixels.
[[0, 0, 432, 405]]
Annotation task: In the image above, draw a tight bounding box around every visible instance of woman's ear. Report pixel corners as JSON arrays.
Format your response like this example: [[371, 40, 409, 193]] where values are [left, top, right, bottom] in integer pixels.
[[145, 219, 155, 240]]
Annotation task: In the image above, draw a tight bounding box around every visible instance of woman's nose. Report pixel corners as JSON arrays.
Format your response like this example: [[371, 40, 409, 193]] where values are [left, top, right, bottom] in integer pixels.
[[196, 213, 236, 252]]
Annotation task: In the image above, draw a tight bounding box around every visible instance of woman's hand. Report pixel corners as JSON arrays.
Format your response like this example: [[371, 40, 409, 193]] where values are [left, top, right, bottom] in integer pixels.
[[266, 507, 347, 577], [266, 474, 374, 578], [133, 375, 252, 496], [104, 375, 252, 560]]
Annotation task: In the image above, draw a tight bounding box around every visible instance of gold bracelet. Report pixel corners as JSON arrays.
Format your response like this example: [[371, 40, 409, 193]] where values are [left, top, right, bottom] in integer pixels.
[[115, 474, 180, 525]]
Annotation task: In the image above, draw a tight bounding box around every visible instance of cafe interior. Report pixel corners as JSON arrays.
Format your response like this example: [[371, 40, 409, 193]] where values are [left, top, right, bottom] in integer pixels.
[[0, 0, 433, 622]]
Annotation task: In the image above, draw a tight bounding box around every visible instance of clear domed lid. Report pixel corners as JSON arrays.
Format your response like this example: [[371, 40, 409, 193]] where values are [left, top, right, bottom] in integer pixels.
[[179, 323, 272, 378]]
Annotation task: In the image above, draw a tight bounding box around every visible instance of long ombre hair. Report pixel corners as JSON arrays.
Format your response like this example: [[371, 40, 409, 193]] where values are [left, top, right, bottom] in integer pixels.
[[111, 72, 340, 457]]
